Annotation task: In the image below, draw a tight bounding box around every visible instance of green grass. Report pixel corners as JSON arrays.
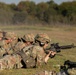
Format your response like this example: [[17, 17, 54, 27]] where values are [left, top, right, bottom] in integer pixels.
[[0, 25, 76, 75]]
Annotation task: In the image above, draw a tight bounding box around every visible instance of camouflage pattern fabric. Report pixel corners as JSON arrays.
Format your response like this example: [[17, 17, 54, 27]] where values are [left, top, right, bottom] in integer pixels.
[[10, 38, 18, 48], [31, 45, 46, 67], [0, 40, 7, 57], [68, 69, 76, 75], [17, 48, 35, 68], [2, 32, 19, 54], [0, 54, 22, 70], [35, 33, 51, 43], [4, 32, 18, 48], [0, 43, 34, 69], [0, 37, 18, 57], [2, 40, 13, 55], [13, 33, 35, 52], [0, 41, 27, 70], [13, 41, 25, 52], [23, 33, 35, 42], [4, 32, 17, 39], [0, 33, 50, 69], [22, 45, 35, 68]]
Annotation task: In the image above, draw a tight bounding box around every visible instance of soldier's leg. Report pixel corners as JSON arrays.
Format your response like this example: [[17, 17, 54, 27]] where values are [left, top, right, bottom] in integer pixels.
[[11, 54, 22, 69], [0, 54, 22, 70], [0, 49, 6, 57], [0, 55, 11, 70]]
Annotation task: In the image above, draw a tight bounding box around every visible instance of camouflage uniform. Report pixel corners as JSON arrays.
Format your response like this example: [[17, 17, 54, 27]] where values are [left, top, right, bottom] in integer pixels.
[[19, 33, 51, 68], [0, 32, 22, 69], [68, 69, 76, 75], [4, 32, 18, 47], [0, 32, 6, 57], [13, 34, 49, 68], [13, 33, 35, 52], [31, 33, 51, 67], [2, 32, 19, 54], [23, 33, 35, 42], [0, 54, 22, 70], [31, 45, 46, 67], [0, 40, 6, 57], [0, 33, 51, 69], [0, 33, 35, 70], [15, 33, 35, 68]]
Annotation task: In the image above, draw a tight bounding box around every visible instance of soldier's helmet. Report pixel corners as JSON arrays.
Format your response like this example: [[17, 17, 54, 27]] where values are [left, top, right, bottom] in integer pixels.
[[4, 32, 17, 40], [22, 33, 35, 42], [35, 33, 51, 44]]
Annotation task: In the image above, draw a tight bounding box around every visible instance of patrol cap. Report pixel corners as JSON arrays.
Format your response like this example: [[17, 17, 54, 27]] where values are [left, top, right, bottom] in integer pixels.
[[22, 33, 35, 42], [35, 33, 51, 43]]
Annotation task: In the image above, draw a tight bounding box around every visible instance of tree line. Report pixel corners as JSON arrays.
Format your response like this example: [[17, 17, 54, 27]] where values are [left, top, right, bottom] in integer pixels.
[[0, 0, 76, 25]]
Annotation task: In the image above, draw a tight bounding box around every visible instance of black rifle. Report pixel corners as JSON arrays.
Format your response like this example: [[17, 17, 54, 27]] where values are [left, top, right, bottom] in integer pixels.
[[50, 43, 76, 52], [64, 60, 76, 69], [45, 43, 76, 53], [57, 60, 76, 75], [45, 43, 76, 58], [57, 65, 70, 75]]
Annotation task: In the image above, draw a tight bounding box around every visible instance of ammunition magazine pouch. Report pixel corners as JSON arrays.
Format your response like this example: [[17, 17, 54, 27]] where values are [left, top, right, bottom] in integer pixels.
[[17, 50, 36, 68]]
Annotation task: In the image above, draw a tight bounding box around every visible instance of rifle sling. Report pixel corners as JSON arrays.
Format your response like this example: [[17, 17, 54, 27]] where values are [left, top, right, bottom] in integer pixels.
[[16, 50, 35, 68]]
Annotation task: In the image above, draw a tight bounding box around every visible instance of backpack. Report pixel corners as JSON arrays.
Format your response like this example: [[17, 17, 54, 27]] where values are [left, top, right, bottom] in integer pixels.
[[17, 45, 36, 68]]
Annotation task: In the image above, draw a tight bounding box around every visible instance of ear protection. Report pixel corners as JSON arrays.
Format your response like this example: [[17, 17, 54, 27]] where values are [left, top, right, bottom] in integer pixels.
[[35, 40, 45, 46], [40, 42, 45, 46]]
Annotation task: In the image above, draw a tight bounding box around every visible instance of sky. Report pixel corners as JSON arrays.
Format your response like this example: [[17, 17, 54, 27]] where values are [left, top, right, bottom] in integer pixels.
[[0, 0, 74, 4]]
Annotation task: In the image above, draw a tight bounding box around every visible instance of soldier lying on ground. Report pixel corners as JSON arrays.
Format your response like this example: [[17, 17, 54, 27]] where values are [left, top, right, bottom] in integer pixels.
[[0, 30, 7, 57], [13, 33, 35, 52], [0, 33, 56, 70], [0, 32, 18, 57], [0, 33, 35, 69]]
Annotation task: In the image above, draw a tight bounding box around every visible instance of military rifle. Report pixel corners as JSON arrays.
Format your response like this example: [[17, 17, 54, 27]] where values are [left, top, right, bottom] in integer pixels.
[[64, 60, 76, 69], [50, 43, 76, 52], [45, 43, 76, 58], [57, 60, 76, 75]]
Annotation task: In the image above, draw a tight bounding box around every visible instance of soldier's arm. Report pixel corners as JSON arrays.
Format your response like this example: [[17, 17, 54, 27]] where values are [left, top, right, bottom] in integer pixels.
[[44, 51, 52, 63], [44, 51, 56, 63]]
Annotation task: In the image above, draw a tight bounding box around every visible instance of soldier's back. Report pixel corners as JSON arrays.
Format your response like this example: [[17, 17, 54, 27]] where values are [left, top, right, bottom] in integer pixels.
[[13, 41, 25, 52]]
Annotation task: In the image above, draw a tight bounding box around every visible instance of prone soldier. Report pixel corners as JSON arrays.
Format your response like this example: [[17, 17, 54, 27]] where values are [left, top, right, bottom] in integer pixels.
[[17, 33, 56, 68], [0, 33, 56, 70], [0, 33, 35, 69], [0, 32, 18, 56], [0, 31, 7, 57]]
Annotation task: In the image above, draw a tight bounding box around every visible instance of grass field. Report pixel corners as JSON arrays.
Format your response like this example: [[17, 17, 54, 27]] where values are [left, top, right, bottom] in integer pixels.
[[0, 25, 76, 75]]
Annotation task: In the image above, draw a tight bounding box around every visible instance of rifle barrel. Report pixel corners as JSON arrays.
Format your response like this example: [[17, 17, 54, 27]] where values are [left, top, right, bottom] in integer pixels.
[[59, 44, 75, 49]]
